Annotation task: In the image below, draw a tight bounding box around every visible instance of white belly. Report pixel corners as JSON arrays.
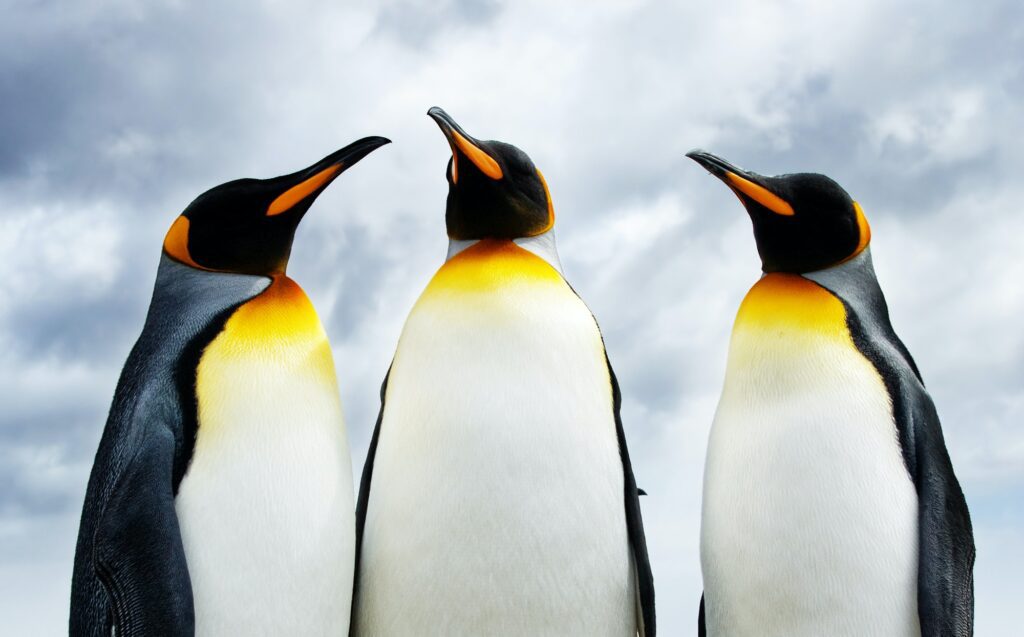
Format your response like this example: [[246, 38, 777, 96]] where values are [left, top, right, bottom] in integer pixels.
[[355, 243, 635, 636], [175, 279, 354, 636], [702, 323, 920, 636]]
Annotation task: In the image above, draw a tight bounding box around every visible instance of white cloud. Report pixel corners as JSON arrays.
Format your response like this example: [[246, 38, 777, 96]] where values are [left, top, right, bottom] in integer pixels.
[[0, 203, 123, 311], [1, 0, 1022, 632]]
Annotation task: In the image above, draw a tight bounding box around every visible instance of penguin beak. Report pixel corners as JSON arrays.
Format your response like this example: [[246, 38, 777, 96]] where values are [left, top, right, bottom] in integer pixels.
[[267, 136, 391, 217], [427, 106, 504, 183], [686, 149, 794, 217]]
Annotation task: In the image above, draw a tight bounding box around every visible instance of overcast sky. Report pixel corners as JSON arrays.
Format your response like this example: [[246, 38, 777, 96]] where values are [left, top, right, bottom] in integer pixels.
[[1, 0, 1022, 633]]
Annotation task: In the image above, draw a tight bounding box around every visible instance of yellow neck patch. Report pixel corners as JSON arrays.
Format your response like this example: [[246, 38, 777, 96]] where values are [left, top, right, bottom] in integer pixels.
[[425, 239, 563, 296], [216, 275, 326, 347], [195, 275, 338, 437], [735, 273, 849, 338]]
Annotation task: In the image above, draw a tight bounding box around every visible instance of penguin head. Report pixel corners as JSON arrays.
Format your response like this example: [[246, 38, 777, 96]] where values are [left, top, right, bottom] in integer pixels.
[[686, 150, 871, 273], [428, 107, 554, 240], [162, 136, 390, 275]]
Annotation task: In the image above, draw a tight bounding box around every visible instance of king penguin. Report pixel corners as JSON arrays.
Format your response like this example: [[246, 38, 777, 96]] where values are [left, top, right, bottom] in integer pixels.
[[70, 136, 390, 636], [349, 108, 655, 636], [687, 150, 975, 637]]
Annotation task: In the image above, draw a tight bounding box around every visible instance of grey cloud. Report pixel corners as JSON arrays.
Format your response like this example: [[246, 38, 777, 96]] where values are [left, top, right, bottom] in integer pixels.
[[4, 283, 148, 362], [374, 0, 502, 48], [2, 0, 1023, 633]]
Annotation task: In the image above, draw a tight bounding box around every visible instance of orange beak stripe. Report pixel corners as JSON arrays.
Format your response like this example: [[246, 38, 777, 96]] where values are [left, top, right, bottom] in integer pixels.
[[450, 129, 503, 180], [448, 139, 460, 184], [267, 163, 342, 216], [725, 171, 795, 216]]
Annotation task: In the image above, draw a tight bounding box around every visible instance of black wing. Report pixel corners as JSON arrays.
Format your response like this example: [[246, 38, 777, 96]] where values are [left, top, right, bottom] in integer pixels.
[[843, 301, 975, 636], [84, 425, 195, 636], [70, 366, 197, 636], [350, 368, 390, 636], [606, 356, 656, 636], [810, 254, 974, 636], [698, 593, 706, 637]]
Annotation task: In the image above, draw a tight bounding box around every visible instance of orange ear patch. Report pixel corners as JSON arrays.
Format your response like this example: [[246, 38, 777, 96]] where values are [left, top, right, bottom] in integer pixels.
[[725, 172, 795, 216], [852, 201, 871, 255], [267, 164, 342, 216], [163, 215, 206, 269], [532, 168, 556, 235], [450, 129, 503, 180]]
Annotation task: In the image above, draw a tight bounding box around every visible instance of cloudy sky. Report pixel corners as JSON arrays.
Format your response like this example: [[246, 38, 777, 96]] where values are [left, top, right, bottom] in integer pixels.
[[2, 0, 1022, 633]]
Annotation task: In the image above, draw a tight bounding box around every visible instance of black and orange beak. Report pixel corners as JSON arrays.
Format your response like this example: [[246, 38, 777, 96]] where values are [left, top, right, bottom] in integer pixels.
[[427, 106, 503, 184], [686, 149, 794, 217], [266, 135, 391, 217]]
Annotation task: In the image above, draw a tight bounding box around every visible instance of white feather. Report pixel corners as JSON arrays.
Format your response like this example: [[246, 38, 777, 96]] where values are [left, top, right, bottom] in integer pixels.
[[446, 231, 563, 274], [702, 315, 920, 636], [355, 250, 636, 636], [175, 294, 354, 636]]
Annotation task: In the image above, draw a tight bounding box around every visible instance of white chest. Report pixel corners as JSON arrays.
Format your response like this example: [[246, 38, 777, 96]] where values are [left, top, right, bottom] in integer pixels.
[[702, 309, 920, 636], [355, 241, 636, 636], [174, 279, 354, 635]]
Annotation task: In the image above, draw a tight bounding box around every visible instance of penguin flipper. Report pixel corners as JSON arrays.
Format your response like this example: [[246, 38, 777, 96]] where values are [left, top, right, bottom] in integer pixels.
[[850, 327, 975, 634], [91, 425, 194, 636], [350, 367, 391, 635], [897, 379, 975, 635], [605, 356, 656, 637], [698, 593, 706, 637], [808, 253, 975, 635]]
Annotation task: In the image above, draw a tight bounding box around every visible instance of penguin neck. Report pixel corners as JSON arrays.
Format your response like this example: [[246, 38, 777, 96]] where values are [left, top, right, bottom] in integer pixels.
[[807, 246, 877, 280], [802, 247, 888, 316], [735, 247, 894, 344], [145, 254, 271, 331], [445, 229, 563, 274]]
